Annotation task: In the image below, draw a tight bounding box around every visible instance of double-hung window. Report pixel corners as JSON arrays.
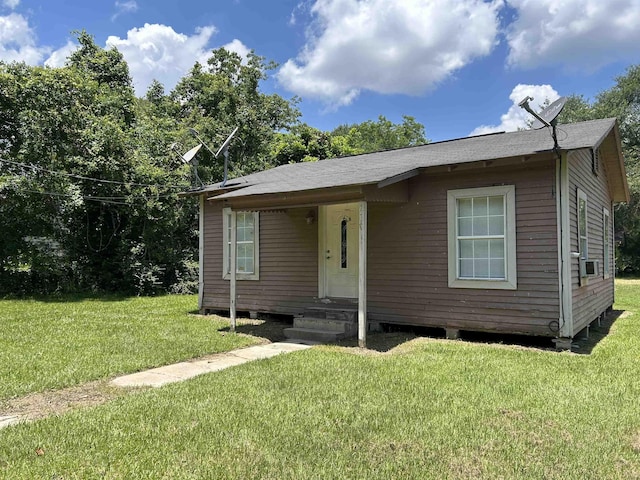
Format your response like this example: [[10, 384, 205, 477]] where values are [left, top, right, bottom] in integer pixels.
[[603, 207, 610, 279], [447, 185, 517, 290], [577, 189, 588, 262], [222, 208, 260, 280]]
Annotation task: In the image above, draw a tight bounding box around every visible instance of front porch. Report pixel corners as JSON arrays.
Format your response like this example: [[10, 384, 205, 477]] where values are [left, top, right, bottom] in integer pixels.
[[226, 200, 370, 346], [199, 180, 408, 347]]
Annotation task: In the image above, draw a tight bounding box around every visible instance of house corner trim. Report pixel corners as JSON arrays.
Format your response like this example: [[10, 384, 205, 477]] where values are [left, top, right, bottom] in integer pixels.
[[557, 152, 573, 338]]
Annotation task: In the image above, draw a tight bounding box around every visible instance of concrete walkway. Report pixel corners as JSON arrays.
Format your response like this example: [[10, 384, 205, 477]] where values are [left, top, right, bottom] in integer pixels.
[[0, 342, 312, 431], [0, 415, 20, 429], [111, 341, 312, 388]]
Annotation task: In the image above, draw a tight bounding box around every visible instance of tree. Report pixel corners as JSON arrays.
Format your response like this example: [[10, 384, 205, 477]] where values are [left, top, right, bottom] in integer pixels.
[[270, 116, 429, 165], [270, 124, 345, 165], [331, 115, 428, 154], [0, 34, 429, 295], [593, 66, 640, 273], [0, 39, 303, 295], [171, 49, 300, 181], [0, 35, 194, 294]]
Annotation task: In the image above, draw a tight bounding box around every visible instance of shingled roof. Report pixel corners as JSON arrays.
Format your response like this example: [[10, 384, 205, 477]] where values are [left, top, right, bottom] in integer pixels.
[[198, 118, 625, 201]]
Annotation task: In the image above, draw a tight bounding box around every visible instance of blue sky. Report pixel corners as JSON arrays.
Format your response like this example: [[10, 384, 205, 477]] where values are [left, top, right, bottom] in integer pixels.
[[2, 0, 640, 141]]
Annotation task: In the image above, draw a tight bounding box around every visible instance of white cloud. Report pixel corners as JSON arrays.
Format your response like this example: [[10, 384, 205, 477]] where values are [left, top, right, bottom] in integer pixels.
[[470, 84, 559, 136], [44, 40, 78, 68], [277, 0, 503, 107], [0, 12, 50, 64], [112, 1, 138, 21], [2, 0, 20, 9], [506, 0, 640, 70], [106, 23, 219, 95], [221, 38, 251, 62]]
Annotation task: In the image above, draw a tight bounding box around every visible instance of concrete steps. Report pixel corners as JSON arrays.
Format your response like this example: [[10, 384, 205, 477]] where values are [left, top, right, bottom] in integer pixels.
[[283, 327, 345, 343], [284, 304, 358, 343]]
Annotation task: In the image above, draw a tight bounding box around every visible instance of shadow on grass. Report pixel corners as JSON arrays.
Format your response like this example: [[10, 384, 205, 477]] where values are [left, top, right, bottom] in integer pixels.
[[338, 312, 625, 354], [1, 293, 137, 303], [569, 309, 624, 355], [210, 310, 624, 355], [217, 314, 293, 343], [337, 331, 421, 352]]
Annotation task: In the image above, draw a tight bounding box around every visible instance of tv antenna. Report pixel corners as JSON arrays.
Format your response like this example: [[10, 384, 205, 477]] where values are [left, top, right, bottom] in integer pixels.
[[518, 96, 567, 153], [176, 127, 239, 189], [172, 142, 203, 188]]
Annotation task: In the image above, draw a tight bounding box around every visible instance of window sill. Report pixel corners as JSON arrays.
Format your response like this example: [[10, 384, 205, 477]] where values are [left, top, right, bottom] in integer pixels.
[[448, 278, 517, 290], [223, 273, 259, 281]]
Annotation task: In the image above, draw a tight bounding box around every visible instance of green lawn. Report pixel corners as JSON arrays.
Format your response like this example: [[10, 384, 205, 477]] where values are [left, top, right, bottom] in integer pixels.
[[0, 295, 257, 401], [1, 282, 639, 478]]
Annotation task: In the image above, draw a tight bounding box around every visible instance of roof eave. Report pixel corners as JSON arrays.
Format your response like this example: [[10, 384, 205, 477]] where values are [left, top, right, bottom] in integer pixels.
[[611, 121, 631, 203]]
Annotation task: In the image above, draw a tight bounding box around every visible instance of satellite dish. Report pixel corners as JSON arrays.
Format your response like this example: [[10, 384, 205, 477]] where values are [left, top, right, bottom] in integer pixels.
[[181, 143, 203, 164], [215, 127, 239, 158], [530, 97, 567, 129], [179, 126, 240, 189]]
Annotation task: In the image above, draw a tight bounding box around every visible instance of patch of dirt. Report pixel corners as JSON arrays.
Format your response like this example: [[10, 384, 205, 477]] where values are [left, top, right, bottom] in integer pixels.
[[0, 381, 131, 423], [631, 431, 640, 453]]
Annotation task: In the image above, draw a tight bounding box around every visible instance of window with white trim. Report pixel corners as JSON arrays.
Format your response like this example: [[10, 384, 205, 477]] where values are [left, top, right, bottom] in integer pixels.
[[603, 207, 610, 279], [447, 185, 517, 290], [222, 208, 260, 280], [577, 188, 588, 262]]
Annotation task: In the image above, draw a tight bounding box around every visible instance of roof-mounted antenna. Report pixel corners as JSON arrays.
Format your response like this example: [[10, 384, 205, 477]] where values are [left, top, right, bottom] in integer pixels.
[[172, 142, 203, 189], [215, 127, 239, 187], [187, 127, 239, 188], [518, 96, 567, 153]]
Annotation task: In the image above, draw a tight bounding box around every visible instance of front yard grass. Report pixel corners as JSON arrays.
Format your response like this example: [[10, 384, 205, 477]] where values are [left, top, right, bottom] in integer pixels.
[[0, 295, 257, 401], [1, 281, 639, 478]]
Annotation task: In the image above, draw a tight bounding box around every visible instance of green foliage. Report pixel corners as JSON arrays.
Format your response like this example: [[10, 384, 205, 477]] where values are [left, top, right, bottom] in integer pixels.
[[556, 94, 593, 123], [0, 33, 427, 295], [332, 114, 428, 154], [171, 48, 300, 181], [560, 66, 640, 273], [270, 116, 429, 166], [270, 123, 344, 164], [0, 34, 196, 294]]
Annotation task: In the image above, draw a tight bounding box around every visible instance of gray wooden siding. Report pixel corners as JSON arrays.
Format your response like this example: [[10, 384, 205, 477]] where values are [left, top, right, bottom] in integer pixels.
[[202, 202, 318, 313], [367, 160, 561, 336], [567, 148, 615, 334], [202, 159, 561, 336]]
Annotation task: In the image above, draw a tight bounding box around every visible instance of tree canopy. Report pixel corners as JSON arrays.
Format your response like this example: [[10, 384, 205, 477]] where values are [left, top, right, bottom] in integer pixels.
[[0, 34, 427, 294]]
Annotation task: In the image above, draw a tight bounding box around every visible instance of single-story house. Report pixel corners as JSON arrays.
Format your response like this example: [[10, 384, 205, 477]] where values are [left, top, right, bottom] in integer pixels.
[[187, 118, 629, 349]]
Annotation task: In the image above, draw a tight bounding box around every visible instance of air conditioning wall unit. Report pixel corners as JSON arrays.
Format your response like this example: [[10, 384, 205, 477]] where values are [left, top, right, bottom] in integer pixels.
[[580, 259, 599, 277]]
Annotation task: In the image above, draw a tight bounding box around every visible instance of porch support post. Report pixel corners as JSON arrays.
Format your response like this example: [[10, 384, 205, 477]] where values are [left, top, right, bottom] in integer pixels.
[[230, 209, 237, 332], [358, 201, 367, 348], [198, 194, 205, 312]]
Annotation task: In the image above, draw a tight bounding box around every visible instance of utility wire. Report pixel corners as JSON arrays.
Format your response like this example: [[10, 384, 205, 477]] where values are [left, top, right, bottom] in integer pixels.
[[0, 158, 190, 190], [21, 190, 130, 205]]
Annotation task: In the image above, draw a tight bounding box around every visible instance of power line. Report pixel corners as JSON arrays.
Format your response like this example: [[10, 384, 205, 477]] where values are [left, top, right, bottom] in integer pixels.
[[22, 189, 131, 205], [0, 158, 190, 190]]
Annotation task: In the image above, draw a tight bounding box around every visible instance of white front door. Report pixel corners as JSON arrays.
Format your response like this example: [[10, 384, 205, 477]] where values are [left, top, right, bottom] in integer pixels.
[[321, 203, 359, 298]]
